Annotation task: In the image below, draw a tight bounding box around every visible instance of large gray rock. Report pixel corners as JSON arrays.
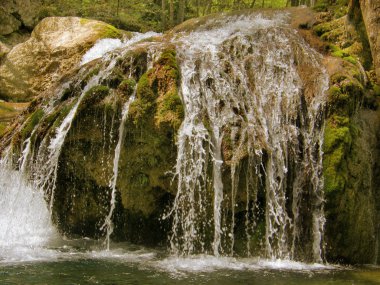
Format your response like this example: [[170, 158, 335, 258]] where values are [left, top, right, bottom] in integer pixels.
[[360, 0, 380, 82], [0, 17, 122, 101]]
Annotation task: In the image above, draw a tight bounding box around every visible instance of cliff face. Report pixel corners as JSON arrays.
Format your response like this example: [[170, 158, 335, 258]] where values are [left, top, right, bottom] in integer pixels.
[[359, 0, 380, 82], [312, 0, 380, 264]]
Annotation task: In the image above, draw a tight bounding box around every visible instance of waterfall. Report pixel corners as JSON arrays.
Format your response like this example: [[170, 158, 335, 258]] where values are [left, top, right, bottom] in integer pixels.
[[101, 93, 136, 250], [168, 12, 329, 261], [0, 148, 57, 255], [33, 55, 118, 212], [0, 32, 161, 254], [0, 12, 329, 262]]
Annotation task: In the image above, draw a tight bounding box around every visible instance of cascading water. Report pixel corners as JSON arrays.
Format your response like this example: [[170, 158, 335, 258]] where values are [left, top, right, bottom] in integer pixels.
[[168, 12, 329, 261], [0, 149, 57, 250], [0, 31, 161, 258], [0, 11, 330, 264], [101, 93, 136, 250], [33, 31, 160, 217]]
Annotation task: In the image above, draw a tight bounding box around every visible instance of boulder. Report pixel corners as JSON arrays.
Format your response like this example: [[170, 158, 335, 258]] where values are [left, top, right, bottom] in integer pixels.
[[0, 0, 42, 35], [0, 17, 123, 102], [0, 41, 10, 59]]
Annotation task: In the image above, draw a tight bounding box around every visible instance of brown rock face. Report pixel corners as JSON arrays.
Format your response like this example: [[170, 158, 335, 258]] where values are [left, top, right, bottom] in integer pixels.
[[0, 17, 122, 102], [360, 0, 380, 82]]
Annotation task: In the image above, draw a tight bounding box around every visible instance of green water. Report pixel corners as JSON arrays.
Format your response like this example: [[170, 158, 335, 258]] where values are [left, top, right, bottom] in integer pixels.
[[0, 243, 379, 285], [1, 260, 380, 285]]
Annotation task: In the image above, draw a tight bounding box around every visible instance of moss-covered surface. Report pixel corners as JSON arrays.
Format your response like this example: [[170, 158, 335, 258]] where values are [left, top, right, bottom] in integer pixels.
[[322, 58, 380, 264], [312, 2, 373, 70], [46, 46, 184, 244], [313, 2, 380, 263], [117, 47, 183, 226]]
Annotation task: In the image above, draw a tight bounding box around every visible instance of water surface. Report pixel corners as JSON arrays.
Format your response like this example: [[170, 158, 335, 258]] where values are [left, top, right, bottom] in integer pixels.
[[0, 242, 379, 285]]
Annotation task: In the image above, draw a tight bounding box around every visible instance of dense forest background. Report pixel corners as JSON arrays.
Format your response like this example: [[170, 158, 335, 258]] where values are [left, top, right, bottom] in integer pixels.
[[24, 0, 344, 32]]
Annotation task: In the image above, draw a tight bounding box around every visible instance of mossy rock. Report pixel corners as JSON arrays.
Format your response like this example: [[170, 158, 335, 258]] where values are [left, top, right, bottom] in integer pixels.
[[78, 85, 110, 112], [20, 109, 44, 141], [129, 48, 184, 131], [118, 78, 137, 98]]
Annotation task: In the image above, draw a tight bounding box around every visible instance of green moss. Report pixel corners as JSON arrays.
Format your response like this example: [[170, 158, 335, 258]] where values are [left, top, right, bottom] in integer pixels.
[[79, 18, 91, 25], [328, 72, 364, 116], [313, 3, 328, 12], [103, 68, 125, 89], [79, 85, 110, 112], [98, 24, 122, 39], [118, 78, 136, 97], [156, 90, 184, 130], [129, 73, 155, 125], [137, 73, 155, 101], [81, 66, 100, 88], [313, 21, 335, 37], [0, 122, 6, 136], [323, 116, 352, 194], [153, 49, 184, 130], [51, 103, 75, 130], [20, 109, 44, 140], [323, 116, 351, 153], [331, 47, 358, 65], [373, 84, 380, 97]]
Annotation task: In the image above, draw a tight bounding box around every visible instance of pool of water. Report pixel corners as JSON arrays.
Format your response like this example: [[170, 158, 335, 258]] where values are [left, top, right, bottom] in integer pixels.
[[0, 241, 379, 285]]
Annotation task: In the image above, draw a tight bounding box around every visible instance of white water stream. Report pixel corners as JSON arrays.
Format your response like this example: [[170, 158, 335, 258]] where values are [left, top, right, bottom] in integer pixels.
[[101, 93, 136, 250], [168, 12, 329, 261]]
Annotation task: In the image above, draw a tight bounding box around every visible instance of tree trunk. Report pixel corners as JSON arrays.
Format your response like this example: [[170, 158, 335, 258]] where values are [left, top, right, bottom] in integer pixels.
[[205, 0, 212, 14], [291, 0, 299, 6], [169, 0, 174, 27], [178, 0, 185, 24], [162, 0, 166, 30]]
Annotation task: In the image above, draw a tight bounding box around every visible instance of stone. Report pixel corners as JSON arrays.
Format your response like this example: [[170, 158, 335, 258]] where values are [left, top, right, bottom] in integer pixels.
[[0, 7, 21, 36], [359, 0, 380, 82], [0, 0, 42, 35], [0, 17, 122, 102], [0, 41, 10, 58]]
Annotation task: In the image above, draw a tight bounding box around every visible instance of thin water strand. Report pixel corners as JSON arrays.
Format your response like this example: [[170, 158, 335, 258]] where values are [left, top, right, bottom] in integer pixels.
[[101, 93, 136, 250]]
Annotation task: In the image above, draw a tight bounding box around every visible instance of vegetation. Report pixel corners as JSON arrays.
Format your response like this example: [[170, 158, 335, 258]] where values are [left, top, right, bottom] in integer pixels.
[[31, 0, 323, 33]]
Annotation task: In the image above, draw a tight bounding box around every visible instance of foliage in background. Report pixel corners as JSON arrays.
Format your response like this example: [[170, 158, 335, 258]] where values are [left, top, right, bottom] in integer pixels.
[[36, 0, 326, 32]]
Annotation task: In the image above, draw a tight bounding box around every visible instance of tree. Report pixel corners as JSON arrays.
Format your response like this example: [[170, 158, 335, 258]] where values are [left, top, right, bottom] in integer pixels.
[[169, 0, 174, 27], [116, 0, 120, 17], [178, 0, 185, 23], [162, 0, 167, 29]]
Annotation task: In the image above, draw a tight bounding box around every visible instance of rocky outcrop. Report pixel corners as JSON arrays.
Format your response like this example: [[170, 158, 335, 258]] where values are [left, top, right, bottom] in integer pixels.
[[0, 7, 379, 264], [0, 0, 42, 35], [322, 55, 380, 264], [13, 44, 184, 244], [0, 17, 123, 102], [310, 2, 380, 263], [359, 0, 380, 82]]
